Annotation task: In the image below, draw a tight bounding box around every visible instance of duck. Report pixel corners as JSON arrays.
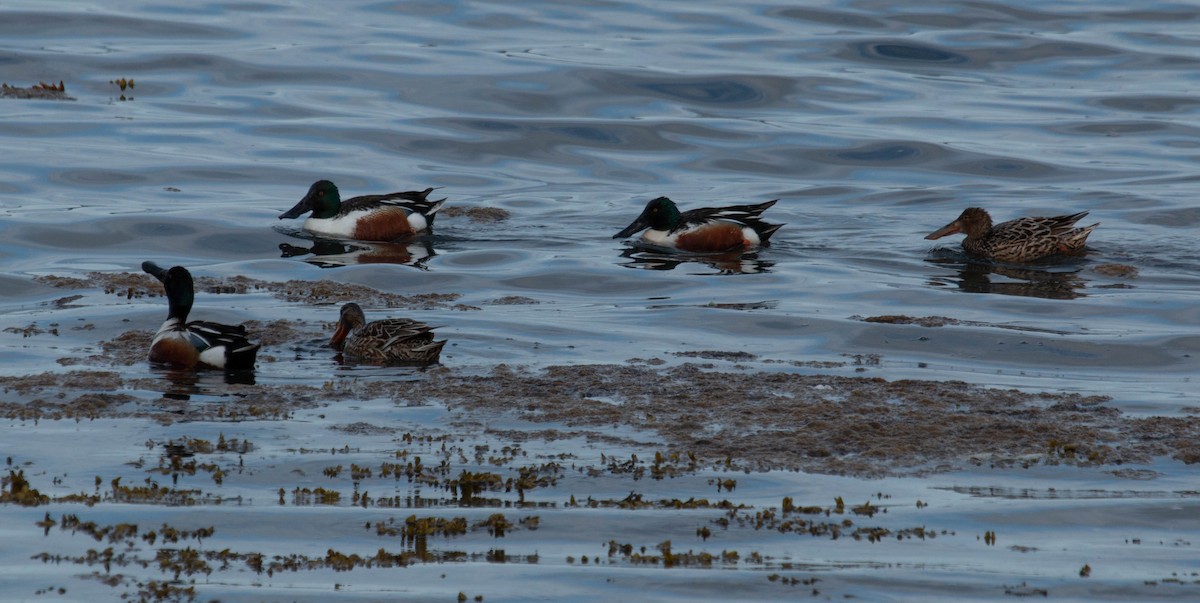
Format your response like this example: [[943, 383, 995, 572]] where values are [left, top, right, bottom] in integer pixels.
[[613, 196, 784, 252], [142, 261, 260, 370], [279, 180, 445, 242], [924, 207, 1099, 263], [329, 302, 445, 365]]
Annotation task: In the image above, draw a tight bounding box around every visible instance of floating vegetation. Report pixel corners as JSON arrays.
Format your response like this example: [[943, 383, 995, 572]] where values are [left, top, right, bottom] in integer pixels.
[[1, 81, 73, 100], [4, 323, 58, 337], [3, 270, 1195, 598], [2, 470, 50, 506], [568, 492, 744, 511], [146, 434, 252, 485], [673, 350, 759, 361], [439, 206, 511, 223], [34, 271, 464, 310], [712, 495, 940, 544], [35, 510, 540, 587], [851, 500, 879, 517], [592, 450, 703, 480], [488, 295, 540, 305], [767, 573, 820, 589], [605, 540, 724, 568], [856, 314, 962, 327], [290, 487, 342, 505], [1094, 263, 1138, 278], [1004, 583, 1049, 597], [3, 470, 233, 507], [110, 77, 135, 101]]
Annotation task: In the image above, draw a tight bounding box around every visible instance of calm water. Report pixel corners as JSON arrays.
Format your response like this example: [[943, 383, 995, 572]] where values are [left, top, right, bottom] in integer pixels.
[[2, 0, 1199, 601]]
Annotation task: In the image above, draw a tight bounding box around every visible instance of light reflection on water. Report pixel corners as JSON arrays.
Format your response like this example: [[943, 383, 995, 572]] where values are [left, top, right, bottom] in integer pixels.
[[3, 0, 1200, 600]]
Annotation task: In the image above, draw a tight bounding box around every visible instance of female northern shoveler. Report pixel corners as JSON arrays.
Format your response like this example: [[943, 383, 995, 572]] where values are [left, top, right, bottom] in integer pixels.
[[924, 207, 1099, 263], [329, 302, 445, 365], [142, 261, 260, 371], [279, 180, 446, 242], [613, 196, 784, 252]]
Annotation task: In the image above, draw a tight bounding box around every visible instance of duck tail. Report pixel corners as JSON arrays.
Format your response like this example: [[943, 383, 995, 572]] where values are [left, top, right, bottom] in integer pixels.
[[1067, 222, 1099, 248], [755, 222, 785, 244], [422, 197, 447, 227]]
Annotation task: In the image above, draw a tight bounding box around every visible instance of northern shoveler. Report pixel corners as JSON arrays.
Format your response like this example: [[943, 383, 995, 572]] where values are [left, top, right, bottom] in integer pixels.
[[924, 207, 1099, 263], [279, 180, 446, 242], [142, 261, 260, 371], [329, 302, 445, 365], [613, 196, 784, 252]]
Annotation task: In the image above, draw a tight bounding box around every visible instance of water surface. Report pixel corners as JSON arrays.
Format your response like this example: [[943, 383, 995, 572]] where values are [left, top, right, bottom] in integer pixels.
[[2, 0, 1199, 601]]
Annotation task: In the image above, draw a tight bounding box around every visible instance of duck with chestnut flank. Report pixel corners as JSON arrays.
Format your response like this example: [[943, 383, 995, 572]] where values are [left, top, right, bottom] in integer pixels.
[[329, 302, 445, 365], [279, 179, 445, 242], [613, 196, 783, 252], [924, 207, 1098, 263], [142, 261, 260, 370]]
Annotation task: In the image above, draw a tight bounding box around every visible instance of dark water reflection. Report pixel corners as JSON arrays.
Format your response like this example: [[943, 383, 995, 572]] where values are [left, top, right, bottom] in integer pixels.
[[155, 366, 256, 400], [925, 254, 1091, 299], [279, 238, 437, 269], [617, 246, 775, 275]]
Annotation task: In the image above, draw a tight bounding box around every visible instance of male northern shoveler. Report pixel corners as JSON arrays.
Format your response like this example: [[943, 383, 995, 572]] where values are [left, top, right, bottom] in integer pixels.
[[329, 302, 445, 365], [924, 207, 1099, 263], [613, 196, 784, 252], [142, 261, 260, 371], [279, 180, 446, 242]]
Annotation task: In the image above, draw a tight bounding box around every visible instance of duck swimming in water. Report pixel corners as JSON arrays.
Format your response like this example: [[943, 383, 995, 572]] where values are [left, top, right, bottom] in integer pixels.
[[613, 196, 783, 252], [142, 261, 260, 370], [329, 302, 445, 365], [925, 207, 1098, 263], [279, 179, 445, 242]]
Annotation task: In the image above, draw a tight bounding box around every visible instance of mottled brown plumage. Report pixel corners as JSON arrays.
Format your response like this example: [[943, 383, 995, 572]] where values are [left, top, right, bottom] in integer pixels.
[[329, 303, 445, 365], [925, 207, 1098, 263]]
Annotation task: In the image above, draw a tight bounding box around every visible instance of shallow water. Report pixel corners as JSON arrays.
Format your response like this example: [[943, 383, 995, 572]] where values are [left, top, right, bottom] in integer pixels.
[[2, 0, 1199, 601]]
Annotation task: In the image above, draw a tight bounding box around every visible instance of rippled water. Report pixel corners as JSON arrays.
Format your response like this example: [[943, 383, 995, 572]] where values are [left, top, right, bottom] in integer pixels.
[[2, 0, 1199, 601]]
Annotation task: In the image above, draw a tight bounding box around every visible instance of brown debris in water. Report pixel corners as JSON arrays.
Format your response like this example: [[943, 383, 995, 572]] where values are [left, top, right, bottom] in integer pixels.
[[100, 330, 154, 366], [857, 315, 962, 327], [488, 296, 540, 305], [17, 269, 1200, 473], [35, 272, 161, 298], [440, 206, 511, 222], [10, 323, 1200, 475], [673, 351, 759, 362], [1, 369, 325, 423], [239, 319, 322, 347], [35, 271, 462, 310], [410, 363, 1200, 476], [1093, 264, 1138, 278], [1, 81, 73, 100], [4, 323, 57, 337], [0, 370, 123, 396]]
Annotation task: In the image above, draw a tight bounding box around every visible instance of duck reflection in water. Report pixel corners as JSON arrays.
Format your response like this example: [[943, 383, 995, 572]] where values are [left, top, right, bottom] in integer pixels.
[[279, 238, 436, 269], [154, 367, 256, 402], [618, 245, 775, 275], [925, 252, 1089, 300]]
